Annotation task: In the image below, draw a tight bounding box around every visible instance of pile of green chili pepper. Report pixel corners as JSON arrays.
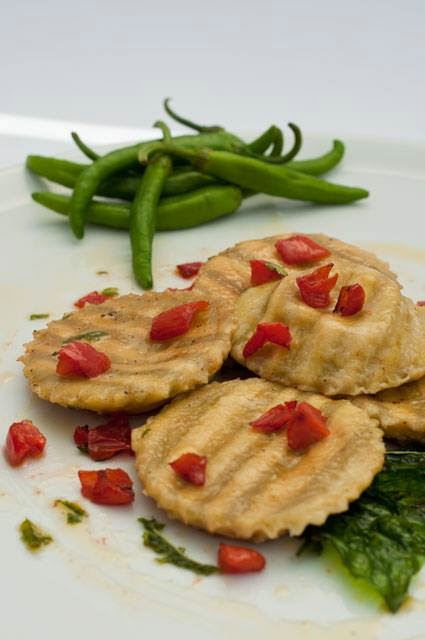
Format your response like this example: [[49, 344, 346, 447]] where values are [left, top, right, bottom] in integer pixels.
[[27, 99, 368, 289]]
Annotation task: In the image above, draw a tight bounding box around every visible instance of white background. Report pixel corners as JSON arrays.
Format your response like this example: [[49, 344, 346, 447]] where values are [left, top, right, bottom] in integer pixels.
[[1, 0, 425, 163]]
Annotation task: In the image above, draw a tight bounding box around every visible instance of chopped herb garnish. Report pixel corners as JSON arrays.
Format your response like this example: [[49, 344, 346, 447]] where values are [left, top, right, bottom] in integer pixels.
[[264, 261, 287, 277], [97, 270, 109, 275], [54, 499, 88, 524], [300, 452, 425, 612], [138, 517, 218, 576], [29, 313, 50, 320], [101, 287, 119, 297], [62, 330, 108, 345], [141, 428, 151, 438], [20, 518, 53, 551]]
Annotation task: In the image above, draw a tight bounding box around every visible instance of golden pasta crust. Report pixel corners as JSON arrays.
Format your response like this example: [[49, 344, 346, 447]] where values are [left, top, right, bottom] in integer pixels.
[[20, 291, 235, 413], [353, 377, 425, 440], [231, 257, 425, 396], [193, 233, 395, 302], [132, 378, 384, 541]]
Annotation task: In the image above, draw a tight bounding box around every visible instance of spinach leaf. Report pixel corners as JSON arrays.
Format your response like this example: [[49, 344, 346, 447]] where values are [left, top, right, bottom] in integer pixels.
[[300, 452, 425, 612]]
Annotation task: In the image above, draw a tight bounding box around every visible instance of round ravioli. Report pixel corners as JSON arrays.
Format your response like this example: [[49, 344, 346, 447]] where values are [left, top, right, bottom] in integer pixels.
[[20, 291, 235, 413], [231, 257, 425, 396], [132, 378, 384, 541], [193, 233, 396, 302], [353, 377, 425, 440]]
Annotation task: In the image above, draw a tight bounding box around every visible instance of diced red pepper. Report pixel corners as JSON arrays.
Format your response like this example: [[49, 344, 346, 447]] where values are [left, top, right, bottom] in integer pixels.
[[286, 402, 330, 451], [250, 401, 298, 433], [218, 543, 266, 574], [169, 452, 207, 486], [74, 291, 108, 309], [56, 341, 111, 378], [78, 468, 134, 505], [417, 301, 425, 307], [275, 235, 331, 265], [74, 414, 132, 461], [242, 322, 292, 358], [334, 284, 366, 316], [150, 301, 209, 341], [176, 262, 204, 279], [296, 263, 338, 308], [4, 420, 47, 466], [250, 260, 286, 286], [74, 425, 89, 450]]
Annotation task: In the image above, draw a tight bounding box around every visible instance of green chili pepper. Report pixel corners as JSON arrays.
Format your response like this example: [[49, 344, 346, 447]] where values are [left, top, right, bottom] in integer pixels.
[[130, 153, 172, 288], [287, 139, 345, 175], [71, 132, 99, 161], [69, 143, 140, 238], [248, 123, 302, 164], [164, 170, 218, 194], [248, 125, 284, 156], [32, 186, 242, 231], [27, 138, 344, 206], [70, 130, 246, 239], [162, 145, 368, 205], [26, 155, 84, 189], [270, 128, 284, 156], [26, 155, 219, 199]]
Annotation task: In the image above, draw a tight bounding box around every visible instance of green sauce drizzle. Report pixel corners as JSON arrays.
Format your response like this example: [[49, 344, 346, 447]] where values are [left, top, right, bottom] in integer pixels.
[[20, 519, 53, 551], [138, 517, 218, 576], [54, 499, 88, 524], [62, 330, 109, 345], [101, 287, 119, 297], [29, 313, 50, 320]]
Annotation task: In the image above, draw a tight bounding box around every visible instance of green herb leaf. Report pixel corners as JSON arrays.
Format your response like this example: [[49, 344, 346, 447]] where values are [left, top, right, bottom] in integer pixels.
[[97, 270, 109, 275], [138, 517, 218, 576], [54, 499, 88, 525], [62, 330, 108, 345], [300, 452, 425, 612], [101, 287, 119, 297], [141, 428, 151, 438], [264, 261, 287, 277], [20, 518, 53, 551], [29, 313, 50, 320]]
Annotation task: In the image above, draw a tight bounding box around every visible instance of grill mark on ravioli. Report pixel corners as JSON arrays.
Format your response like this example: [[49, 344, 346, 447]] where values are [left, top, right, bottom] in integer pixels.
[[132, 379, 384, 541], [20, 292, 235, 413]]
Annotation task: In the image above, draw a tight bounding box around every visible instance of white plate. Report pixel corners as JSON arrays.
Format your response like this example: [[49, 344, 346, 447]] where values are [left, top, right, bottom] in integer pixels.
[[2, 134, 425, 640]]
